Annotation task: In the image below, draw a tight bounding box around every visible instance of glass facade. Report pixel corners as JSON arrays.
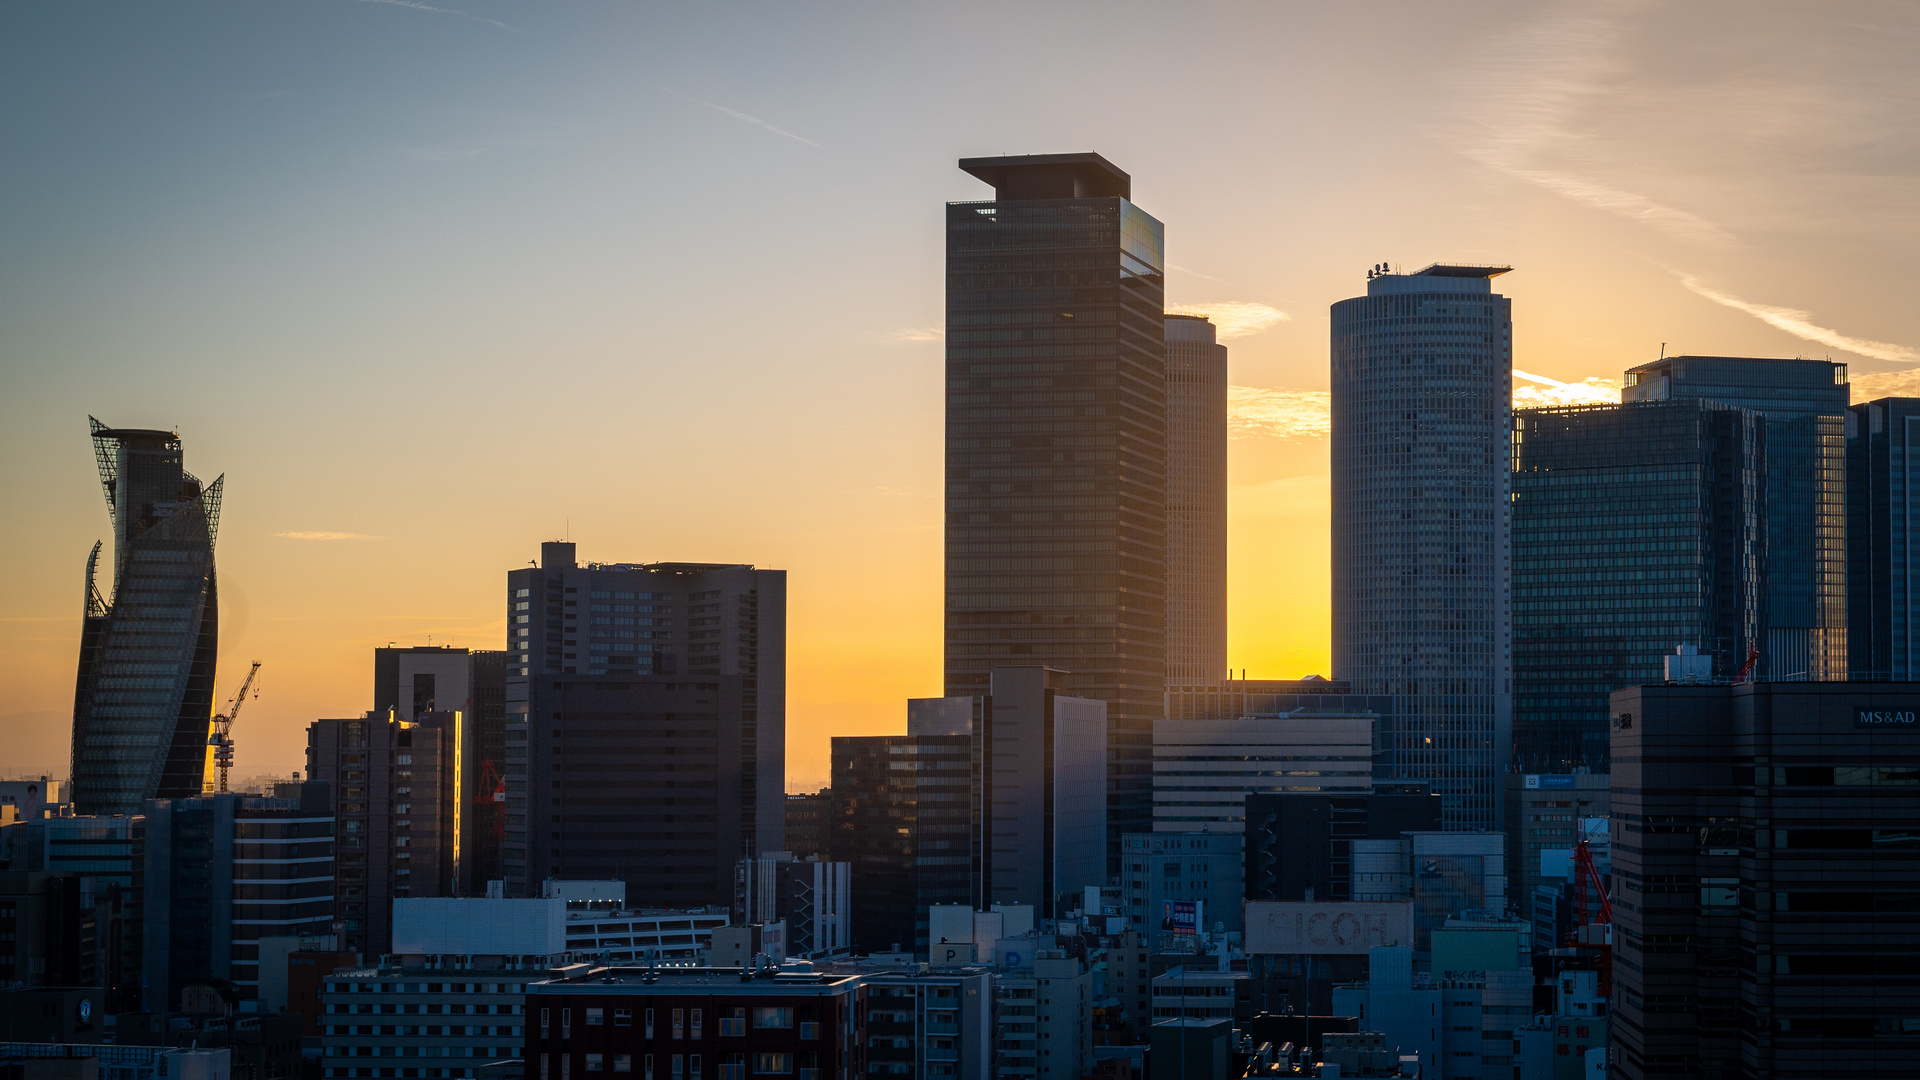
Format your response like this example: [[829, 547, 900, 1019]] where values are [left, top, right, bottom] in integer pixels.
[[70, 419, 222, 817], [1511, 401, 1765, 769], [1330, 267, 1513, 831], [1623, 355, 1849, 679], [828, 734, 973, 956], [1846, 396, 1920, 678], [945, 159, 1167, 870], [1163, 315, 1228, 687]]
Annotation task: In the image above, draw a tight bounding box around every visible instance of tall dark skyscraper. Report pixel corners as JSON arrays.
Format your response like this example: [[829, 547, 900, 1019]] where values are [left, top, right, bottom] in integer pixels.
[[829, 723, 973, 956], [1330, 264, 1513, 830], [1165, 313, 1228, 688], [1511, 400, 1766, 769], [1623, 355, 1850, 680], [1847, 396, 1920, 678], [371, 645, 508, 891], [1609, 681, 1920, 1079], [944, 153, 1167, 867], [71, 418, 224, 817], [502, 542, 785, 904]]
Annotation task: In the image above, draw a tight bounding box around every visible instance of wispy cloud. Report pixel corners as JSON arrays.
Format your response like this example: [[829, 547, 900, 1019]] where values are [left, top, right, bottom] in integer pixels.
[[1675, 275, 1920, 363], [1853, 369, 1920, 399], [274, 531, 386, 541], [1176, 302, 1290, 341], [1448, 5, 1734, 248], [1513, 369, 1622, 407], [1229, 386, 1330, 440], [669, 91, 821, 147], [1169, 264, 1231, 284], [353, 0, 516, 32], [893, 325, 942, 343]]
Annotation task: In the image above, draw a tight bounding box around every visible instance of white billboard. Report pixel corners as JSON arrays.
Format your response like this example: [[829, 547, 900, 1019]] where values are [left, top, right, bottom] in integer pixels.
[[1243, 901, 1415, 955]]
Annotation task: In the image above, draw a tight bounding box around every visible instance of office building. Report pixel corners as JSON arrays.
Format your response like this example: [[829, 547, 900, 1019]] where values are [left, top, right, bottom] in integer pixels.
[[782, 792, 829, 860], [829, 720, 972, 956], [1499, 770, 1608, 937], [980, 667, 1107, 918], [141, 783, 333, 1011], [307, 710, 463, 958], [375, 646, 509, 892], [0, 779, 67, 822], [945, 153, 1168, 870], [71, 419, 224, 816], [0, 815, 140, 1012], [1609, 680, 1920, 1079], [1512, 400, 1766, 770], [320, 960, 546, 1080], [1847, 396, 1920, 678], [734, 853, 852, 959], [1330, 264, 1514, 830], [1349, 831, 1506, 952], [524, 967, 868, 1080], [1164, 313, 1229, 689], [859, 969, 994, 1080], [1119, 833, 1243, 934], [1242, 789, 1441, 903], [503, 542, 786, 905], [1622, 354, 1851, 680], [994, 951, 1091, 1080], [1152, 712, 1373, 834]]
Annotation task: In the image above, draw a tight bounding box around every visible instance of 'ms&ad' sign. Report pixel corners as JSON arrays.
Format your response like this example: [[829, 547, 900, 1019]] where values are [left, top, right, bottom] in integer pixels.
[[1855, 707, 1919, 729]]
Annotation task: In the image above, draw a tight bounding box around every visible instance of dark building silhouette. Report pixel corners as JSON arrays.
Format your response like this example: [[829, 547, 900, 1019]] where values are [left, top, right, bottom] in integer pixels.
[[502, 542, 785, 904], [945, 153, 1167, 870], [784, 791, 830, 859], [70, 419, 224, 816], [830, 728, 972, 955], [1331, 265, 1514, 830], [371, 645, 508, 891], [307, 710, 461, 958], [1847, 396, 1920, 679], [1165, 313, 1229, 689], [1623, 355, 1850, 680], [1609, 681, 1920, 1079], [1511, 400, 1766, 769], [1243, 789, 1441, 903]]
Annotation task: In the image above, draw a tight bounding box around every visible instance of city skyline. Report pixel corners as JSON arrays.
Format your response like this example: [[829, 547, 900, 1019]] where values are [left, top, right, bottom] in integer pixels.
[[6, 2, 1920, 789]]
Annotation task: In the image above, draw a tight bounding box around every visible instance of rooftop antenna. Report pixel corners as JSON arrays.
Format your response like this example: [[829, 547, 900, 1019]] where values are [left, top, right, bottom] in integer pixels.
[[1660, 343, 1667, 359]]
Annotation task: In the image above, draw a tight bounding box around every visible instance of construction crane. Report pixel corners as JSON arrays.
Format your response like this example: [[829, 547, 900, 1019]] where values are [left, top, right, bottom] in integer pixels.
[[209, 661, 263, 793], [1569, 829, 1614, 998], [474, 758, 506, 841], [1734, 644, 1761, 684]]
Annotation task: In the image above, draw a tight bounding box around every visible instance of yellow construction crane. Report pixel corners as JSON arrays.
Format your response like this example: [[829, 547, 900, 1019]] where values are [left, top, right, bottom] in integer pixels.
[[209, 661, 263, 793]]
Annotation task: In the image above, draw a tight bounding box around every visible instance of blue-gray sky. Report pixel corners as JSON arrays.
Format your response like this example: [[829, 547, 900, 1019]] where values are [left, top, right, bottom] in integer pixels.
[[4, 1, 1917, 786]]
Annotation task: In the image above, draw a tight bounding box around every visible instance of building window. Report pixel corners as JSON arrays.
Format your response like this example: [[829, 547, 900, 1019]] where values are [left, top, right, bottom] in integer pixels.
[[718, 1008, 745, 1037], [689, 1057, 701, 1080], [586, 1009, 604, 1027], [673, 1010, 684, 1040], [751, 1008, 792, 1030], [542, 1009, 550, 1034], [750, 1056, 790, 1075], [614, 1057, 631, 1074], [643, 1057, 654, 1080], [645, 1009, 654, 1038], [671, 1058, 683, 1080], [614, 1009, 631, 1028], [586, 1056, 603, 1073], [691, 1010, 702, 1039]]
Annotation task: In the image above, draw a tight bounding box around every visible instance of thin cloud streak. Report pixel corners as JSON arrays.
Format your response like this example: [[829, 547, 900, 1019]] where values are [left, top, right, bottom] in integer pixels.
[[669, 91, 821, 147], [1449, 4, 1735, 248], [352, 0, 516, 32], [893, 326, 942, 343], [1229, 386, 1330, 440], [274, 531, 386, 541], [1513, 369, 1622, 407], [1177, 302, 1290, 340], [1676, 275, 1920, 363]]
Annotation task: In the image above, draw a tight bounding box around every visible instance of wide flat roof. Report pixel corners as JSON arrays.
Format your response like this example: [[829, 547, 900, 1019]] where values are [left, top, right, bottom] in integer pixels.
[[958, 153, 1131, 200], [1411, 263, 1513, 278], [529, 967, 860, 994]]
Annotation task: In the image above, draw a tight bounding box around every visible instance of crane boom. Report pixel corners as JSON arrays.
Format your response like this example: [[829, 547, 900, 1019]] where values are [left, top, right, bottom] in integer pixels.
[[210, 661, 263, 793]]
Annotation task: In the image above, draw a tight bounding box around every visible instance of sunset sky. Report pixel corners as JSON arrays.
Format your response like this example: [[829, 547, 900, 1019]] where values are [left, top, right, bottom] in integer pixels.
[[4, 1, 1918, 790]]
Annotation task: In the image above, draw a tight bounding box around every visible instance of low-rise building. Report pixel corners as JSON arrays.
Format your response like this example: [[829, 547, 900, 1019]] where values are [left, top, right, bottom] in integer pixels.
[[993, 953, 1088, 1080], [860, 970, 992, 1079], [319, 958, 547, 1080], [524, 967, 866, 1080]]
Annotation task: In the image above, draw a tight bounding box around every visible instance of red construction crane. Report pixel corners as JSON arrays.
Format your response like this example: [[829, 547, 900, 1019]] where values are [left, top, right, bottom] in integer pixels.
[[474, 758, 506, 841], [1569, 831, 1613, 998], [1734, 644, 1761, 684]]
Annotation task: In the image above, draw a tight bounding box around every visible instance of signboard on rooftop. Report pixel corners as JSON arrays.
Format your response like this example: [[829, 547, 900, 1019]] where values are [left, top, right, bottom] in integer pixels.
[[1242, 901, 1415, 955]]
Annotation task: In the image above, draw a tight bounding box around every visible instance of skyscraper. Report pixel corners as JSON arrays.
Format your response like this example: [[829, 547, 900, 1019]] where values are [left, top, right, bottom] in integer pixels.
[[979, 666, 1107, 917], [1330, 264, 1514, 830], [502, 542, 785, 904], [372, 645, 508, 891], [1846, 396, 1920, 678], [1622, 355, 1850, 679], [71, 418, 224, 817], [1165, 313, 1229, 689], [1511, 400, 1765, 769], [829, 723, 972, 956], [945, 153, 1167, 866]]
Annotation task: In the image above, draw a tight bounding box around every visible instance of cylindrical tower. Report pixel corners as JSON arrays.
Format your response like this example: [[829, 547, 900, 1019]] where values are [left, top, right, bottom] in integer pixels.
[[1330, 263, 1513, 831]]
